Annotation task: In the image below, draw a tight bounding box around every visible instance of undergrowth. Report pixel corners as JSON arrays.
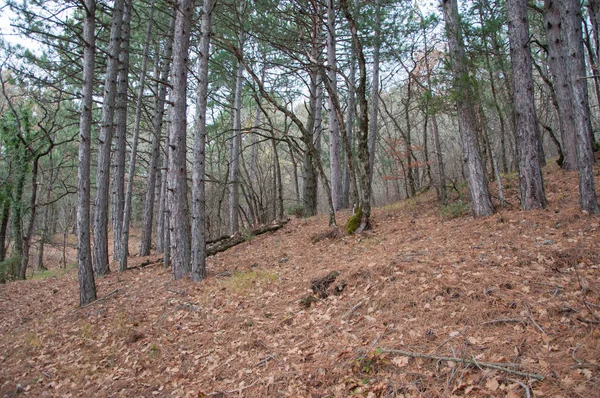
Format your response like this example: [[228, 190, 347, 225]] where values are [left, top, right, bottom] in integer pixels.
[[218, 269, 279, 295]]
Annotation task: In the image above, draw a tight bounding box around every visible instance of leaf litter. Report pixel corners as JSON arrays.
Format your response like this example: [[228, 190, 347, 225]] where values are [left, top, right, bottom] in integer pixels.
[[0, 163, 599, 397]]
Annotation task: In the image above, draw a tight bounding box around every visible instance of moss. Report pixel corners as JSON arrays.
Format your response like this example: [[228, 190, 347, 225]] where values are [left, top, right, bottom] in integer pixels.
[[345, 206, 362, 234]]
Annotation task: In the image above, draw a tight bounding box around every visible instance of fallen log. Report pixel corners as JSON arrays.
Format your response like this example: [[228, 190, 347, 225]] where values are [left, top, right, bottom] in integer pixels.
[[206, 221, 288, 257]]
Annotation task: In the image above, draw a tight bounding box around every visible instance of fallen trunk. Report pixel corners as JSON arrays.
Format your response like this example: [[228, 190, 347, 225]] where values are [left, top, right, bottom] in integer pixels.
[[206, 221, 288, 257]]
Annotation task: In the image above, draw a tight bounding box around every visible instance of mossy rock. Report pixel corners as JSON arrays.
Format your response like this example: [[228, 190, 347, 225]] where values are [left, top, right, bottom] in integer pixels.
[[345, 206, 362, 234]]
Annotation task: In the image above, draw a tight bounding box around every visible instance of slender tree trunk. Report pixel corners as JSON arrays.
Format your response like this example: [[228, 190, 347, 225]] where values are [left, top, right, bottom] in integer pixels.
[[156, 144, 167, 254], [20, 153, 48, 280], [561, 0, 599, 213], [341, 0, 371, 231], [168, 0, 194, 279], [423, 29, 447, 205], [191, 0, 214, 282], [37, 152, 54, 271], [326, 0, 343, 211], [441, 0, 494, 217], [93, 0, 125, 275], [77, 0, 97, 305], [544, 0, 578, 170], [230, 47, 244, 235], [368, 0, 381, 185], [344, 22, 356, 208], [507, 0, 546, 210], [112, 0, 132, 261], [140, 13, 175, 257], [303, 70, 321, 217], [119, 0, 155, 271], [0, 195, 10, 262]]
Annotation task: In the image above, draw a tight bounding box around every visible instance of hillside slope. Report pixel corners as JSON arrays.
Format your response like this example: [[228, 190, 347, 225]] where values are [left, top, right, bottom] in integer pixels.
[[1, 165, 599, 397]]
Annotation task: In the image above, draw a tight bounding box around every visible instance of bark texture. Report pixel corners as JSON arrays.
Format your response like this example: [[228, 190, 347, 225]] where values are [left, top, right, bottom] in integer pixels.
[[191, 0, 214, 282], [441, 0, 494, 217], [167, 0, 194, 279], [93, 0, 125, 275], [77, 0, 97, 305], [507, 0, 547, 210]]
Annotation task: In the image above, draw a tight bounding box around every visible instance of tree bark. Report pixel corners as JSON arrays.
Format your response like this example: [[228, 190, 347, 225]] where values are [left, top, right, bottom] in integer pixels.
[[544, 0, 578, 170], [112, 0, 132, 261], [326, 0, 343, 211], [191, 0, 214, 282], [368, 0, 381, 185], [441, 0, 494, 217], [77, 0, 97, 305], [93, 0, 125, 275], [140, 12, 175, 257], [560, 0, 599, 213], [507, 0, 546, 210], [119, 0, 155, 271], [229, 52, 244, 235], [167, 0, 194, 279]]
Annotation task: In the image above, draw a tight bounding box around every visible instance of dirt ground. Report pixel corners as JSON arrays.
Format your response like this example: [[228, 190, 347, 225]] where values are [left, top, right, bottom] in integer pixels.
[[0, 163, 599, 397]]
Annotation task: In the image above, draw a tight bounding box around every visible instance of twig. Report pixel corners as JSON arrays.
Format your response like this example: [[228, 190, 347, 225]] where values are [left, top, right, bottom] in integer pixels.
[[576, 317, 599, 325], [380, 348, 544, 381], [524, 303, 546, 334], [207, 378, 259, 395], [481, 318, 525, 326], [80, 288, 122, 309], [255, 354, 276, 367], [506, 378, 532, 398], [343, 298, 367, 319], [368, 327, 389, 351]]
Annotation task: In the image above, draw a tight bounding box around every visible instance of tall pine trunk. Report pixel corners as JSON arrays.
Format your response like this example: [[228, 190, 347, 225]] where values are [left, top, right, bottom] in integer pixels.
[[167, 0, 194, 279], [507, 0, 547, 210], [441, 0, 494, 217], [119, 0, 155, 271], [93, 0, 125, 275], [561, 0, 599, 213], [326, 0, 343, 211], [77, 0, 97, 305], [112, 0, 132, 261], [191, 0, 214, 281], [140, 12, 175, 257]]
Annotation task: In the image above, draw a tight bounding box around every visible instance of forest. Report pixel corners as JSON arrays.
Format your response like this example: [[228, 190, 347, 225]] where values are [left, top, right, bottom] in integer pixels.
[[0, 0, 599, 396]]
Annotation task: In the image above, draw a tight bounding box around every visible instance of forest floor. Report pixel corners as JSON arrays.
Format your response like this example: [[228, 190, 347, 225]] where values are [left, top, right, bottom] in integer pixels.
[[1, 163, 600, 398]]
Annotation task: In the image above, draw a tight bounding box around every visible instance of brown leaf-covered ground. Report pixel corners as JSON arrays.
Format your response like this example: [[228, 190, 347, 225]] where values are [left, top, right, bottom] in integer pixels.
[[1, 164, 599, 397]]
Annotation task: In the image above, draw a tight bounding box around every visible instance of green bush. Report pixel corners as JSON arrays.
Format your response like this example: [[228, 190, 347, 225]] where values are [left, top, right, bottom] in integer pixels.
[[441, 200, 470, 219], [0, 256, 20, 283], [286, 203, 304, 218]]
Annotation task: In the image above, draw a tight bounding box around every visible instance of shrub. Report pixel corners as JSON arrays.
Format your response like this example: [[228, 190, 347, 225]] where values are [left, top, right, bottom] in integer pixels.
[[441, 199, 470, 219], [286, 203, 304, 218], [0, 256, 20, 283]]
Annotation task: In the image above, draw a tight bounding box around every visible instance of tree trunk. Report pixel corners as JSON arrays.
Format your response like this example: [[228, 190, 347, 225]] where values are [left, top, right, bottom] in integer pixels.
[[341, 0, 371, 231], [119, 0, 155, 271], [93, 0, 125, 276], [229, 51, 244, 235], [507, 0, 546, 210], [168, 0, 194, 279], [544, 0, 578, 170], [326, 0, 343, 211], [0, 195, 10, 262], [140, 14, 175, 257], [368, 0, 381, 185], [303, 70, 321, 217], [112, 0, 132, 261], [77, 0, 97, 305], [441, 0, 494, 217], [37, 152, 54, 271], [560, 0, 599, 213], [191, 0, 214, 282]]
